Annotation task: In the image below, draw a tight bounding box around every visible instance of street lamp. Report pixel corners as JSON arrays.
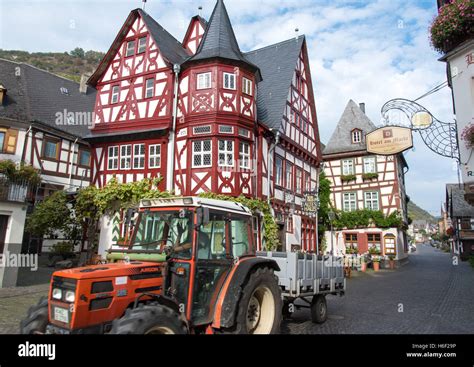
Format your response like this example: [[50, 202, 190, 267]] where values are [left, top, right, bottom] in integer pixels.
[[328, 210, 336, 256]]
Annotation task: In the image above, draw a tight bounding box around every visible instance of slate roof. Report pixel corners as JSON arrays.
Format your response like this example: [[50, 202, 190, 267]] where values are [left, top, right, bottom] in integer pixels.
[[138, 9, 190, 65], [186, 0, 255, 68], [446, 184, 474, 217], [323, 99, 377, 156], [0, 58, 96, 138], [245, 37, 304, 130]]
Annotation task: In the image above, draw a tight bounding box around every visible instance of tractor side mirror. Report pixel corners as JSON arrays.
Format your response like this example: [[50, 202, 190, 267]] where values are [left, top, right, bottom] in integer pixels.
[[196, 207, 209, 228]]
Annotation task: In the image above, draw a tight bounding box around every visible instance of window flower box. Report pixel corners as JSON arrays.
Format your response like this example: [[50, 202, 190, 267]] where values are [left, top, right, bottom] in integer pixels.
[[341, 174, 356, 183], [430, 0, 474, 54], [362, 172, 378, 181], [461, 122, 474, 149]]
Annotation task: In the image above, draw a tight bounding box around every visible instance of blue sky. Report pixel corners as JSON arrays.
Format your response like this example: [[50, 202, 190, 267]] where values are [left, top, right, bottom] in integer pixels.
[[0, 0, 458, 216]]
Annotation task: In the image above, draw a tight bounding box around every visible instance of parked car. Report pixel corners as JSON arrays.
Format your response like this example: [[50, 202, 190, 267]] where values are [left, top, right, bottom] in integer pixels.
[[410, 244, 417, 253]]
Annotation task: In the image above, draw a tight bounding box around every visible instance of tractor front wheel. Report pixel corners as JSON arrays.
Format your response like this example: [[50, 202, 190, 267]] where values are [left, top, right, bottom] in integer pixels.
[[110, 303, 187, 334], [233, 267, 282, 334], [20, 296, 49, 334]]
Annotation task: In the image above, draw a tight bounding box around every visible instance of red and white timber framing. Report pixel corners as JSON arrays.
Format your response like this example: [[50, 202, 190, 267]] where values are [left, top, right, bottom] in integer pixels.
[[323, 151, 409, 259], [182, 16, 206, 55], [20, 127, 91, 190], [88, 11, 322, 253]]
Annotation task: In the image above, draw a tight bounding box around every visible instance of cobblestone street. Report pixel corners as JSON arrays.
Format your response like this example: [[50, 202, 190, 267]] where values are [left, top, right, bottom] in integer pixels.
[[284, 244, 474, 334], [0, 244, 473, 334]]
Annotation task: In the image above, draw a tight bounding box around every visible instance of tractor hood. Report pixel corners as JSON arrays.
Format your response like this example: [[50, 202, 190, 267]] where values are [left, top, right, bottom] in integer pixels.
[[53, 262, 164, 280]]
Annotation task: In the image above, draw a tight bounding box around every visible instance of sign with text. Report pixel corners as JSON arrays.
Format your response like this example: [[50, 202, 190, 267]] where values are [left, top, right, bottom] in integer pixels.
[[366, 126, 413, 155]]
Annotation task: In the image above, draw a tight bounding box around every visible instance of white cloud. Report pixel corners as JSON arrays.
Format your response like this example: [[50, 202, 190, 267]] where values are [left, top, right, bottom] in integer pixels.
[[0, 0, 458, 215]]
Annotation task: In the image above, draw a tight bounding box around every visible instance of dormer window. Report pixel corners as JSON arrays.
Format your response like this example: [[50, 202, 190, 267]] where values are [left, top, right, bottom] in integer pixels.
[[352, 129, 362, 144], [137, 37, 147, 54], [223, 72, 236, 90], [126, 40, 135, 57]]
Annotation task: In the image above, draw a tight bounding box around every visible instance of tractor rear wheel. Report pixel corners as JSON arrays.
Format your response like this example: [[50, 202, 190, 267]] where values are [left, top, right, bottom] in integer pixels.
[[20, 296, 49, 334], [310, 295, 327, 324], [110, 303, 187, 334], [232, 267, 282, 334]]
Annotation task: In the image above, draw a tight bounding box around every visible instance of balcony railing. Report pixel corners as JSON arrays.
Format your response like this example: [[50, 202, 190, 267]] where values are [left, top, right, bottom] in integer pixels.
[[0, 178, 36, 203]]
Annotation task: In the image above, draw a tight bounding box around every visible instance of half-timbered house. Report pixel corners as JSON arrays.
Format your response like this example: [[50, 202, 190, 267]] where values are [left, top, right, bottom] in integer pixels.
[[323, 100, 409, 261], [0, 59, 96, 283], [86, 0, 322, 255]]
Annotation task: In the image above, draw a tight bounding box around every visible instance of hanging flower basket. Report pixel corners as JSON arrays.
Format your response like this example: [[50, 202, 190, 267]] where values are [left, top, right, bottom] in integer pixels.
[[461, 122, 474, 149], [430, 0, 474, 54]]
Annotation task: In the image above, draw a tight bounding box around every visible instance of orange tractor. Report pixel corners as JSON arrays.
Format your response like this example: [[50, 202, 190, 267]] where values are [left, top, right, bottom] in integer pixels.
[[20, 197, 283, 334]]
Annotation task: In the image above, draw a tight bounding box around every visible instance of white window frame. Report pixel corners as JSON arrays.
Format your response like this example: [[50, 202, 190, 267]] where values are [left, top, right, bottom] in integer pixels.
[[137, 37, 147, 54], [144, 78, 154, 99], [352, 129, 362, 143], [120, 145, 132, 170], [218, 140, 234, 167], [108, 146, 119, 170], [242, 77, 252, 95], [149, 144, 161, 169], [296, 167, 303, 194], [133, 144, 145, 169], [126, 40, 135, 57], [111, 86, 120, 104], [197, 72, 211, 90], [364, 191, 379, 211], [342, 159, 355, 175], [239, 142, 251, 169], [343, 192, 357, 212], [286, 162, 294, 190], [192, 140, 212, 168], [275, 156, 283, 186], [363, 156, 377, 174], [223, 72, 236, 90]]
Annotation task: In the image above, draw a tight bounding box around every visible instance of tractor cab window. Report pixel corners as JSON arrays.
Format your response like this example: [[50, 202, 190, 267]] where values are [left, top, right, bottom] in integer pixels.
[[231, 216, 253, 257], [132, 210, 193, 259], [197, 214, 227, 260]]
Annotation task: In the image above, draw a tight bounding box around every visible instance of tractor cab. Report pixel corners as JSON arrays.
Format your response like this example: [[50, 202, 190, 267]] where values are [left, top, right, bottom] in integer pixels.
[[21, 197, 281, 334]]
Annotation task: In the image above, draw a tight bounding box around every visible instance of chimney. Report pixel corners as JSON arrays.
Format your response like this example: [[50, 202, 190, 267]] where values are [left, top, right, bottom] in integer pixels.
[[79, 73, 91, 94], [0, 84, 6, 105], [359, 103, 366, 114]]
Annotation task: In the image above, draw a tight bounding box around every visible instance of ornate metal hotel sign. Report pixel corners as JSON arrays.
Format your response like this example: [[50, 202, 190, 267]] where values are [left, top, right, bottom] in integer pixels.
[[380, 98, 459, 161], [366, 126, 413, 155], [303, 191, 318, 216]]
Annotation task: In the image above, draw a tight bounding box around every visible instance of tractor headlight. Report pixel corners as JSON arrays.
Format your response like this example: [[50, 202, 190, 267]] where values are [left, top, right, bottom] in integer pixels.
[[65, 290, 75, 303], [52, 288, 62, 300]]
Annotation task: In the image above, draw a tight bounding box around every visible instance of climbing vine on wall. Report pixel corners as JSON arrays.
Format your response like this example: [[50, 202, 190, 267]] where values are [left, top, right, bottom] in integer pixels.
[[198, 192, 280, 251], [332, 209, 404, 230]]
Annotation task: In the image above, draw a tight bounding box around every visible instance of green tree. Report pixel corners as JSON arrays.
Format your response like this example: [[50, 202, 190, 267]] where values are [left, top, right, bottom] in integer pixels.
[[317, 171, 331, 244], [70, 47, 85, 59], [26, 191, 81, 248]]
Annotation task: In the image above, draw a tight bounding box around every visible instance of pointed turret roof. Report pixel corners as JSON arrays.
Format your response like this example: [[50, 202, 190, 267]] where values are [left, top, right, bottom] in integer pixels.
[[323, 100, 377, 156], [185, 0, 260, 79]]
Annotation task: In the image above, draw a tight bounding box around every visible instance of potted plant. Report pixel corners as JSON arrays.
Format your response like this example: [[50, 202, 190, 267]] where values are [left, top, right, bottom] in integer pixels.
[[372, 256, 381, 271], [461, 123, 474, 149], [388, 255, 396, 270], [360, 255, 367, 272], [430, 0, 474, 54]]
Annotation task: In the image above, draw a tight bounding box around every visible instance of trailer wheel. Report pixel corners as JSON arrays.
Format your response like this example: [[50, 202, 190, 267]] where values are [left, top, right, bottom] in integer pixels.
[[310, 295, 327, 324], [20, 296, 49, 334], [111, 303, 187, 334], [231, 267, 282, 334]]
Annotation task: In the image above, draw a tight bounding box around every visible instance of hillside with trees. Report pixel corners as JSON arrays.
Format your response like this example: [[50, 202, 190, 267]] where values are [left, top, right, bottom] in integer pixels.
[[408, 201, 437, 223], [0, 48, 104, 82]]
